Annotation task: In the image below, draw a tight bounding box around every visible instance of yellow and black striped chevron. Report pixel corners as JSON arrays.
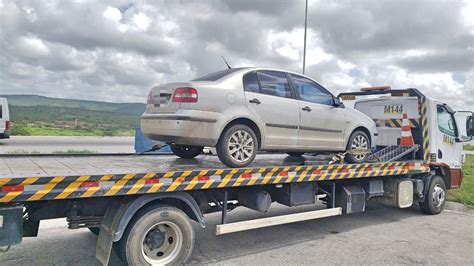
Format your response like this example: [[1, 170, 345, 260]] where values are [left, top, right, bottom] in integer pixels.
[[0, 161, 429, 203], [373, 118, 420, 128]]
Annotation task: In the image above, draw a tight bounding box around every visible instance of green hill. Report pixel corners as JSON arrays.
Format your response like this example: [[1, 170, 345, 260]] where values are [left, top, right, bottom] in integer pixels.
[[1, 94, 146, 136], [2, 94, 145, 115]]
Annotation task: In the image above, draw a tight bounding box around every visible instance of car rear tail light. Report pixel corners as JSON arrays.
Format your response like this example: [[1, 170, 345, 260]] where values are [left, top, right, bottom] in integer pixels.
[[172, 87, 198, 103], [6, 121, 11, 131], [147, 91, 154, 104]]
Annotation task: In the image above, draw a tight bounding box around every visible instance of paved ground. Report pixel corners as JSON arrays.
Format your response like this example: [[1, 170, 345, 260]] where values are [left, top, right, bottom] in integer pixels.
[[0, 136, 135, 154], [1, 202, 472, 265]]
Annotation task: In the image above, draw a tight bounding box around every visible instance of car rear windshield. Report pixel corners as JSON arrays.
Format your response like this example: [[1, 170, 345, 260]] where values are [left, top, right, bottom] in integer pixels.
[[192, 68, 244, 81]]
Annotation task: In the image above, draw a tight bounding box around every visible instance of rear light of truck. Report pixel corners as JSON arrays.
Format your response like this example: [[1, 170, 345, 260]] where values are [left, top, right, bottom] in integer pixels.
[[6, 121, 11, 131], [172, 87, 198, 103], [147, 91, 154, 104]]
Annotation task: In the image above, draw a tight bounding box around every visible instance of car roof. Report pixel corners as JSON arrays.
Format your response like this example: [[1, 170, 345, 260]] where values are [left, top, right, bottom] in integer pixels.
[[239, 67, 324, 84]]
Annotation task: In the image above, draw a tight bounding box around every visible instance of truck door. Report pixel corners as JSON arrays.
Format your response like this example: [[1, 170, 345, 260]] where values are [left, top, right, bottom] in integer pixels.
[[435, 105, 463, 169]]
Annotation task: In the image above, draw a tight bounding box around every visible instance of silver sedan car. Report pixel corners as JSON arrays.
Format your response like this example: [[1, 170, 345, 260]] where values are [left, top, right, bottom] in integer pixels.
[[141, 67, 377, 167]]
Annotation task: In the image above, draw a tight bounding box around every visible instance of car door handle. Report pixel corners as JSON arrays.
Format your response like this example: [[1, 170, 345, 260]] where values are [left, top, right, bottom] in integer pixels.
[[249, 98, 261, 105], [302, 106, 312, 112]]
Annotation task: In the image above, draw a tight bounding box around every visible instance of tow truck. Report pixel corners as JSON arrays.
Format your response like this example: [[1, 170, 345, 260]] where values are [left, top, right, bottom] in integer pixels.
[[0, 88, 472, 265]]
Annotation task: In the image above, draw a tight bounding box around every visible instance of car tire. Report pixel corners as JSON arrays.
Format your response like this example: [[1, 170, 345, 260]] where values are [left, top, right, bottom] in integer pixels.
[[420, 176, 446, 215], [170, 144, 203, 159], [345, 130, 370, 163], [286, 152, 305, 157], [117, 204, 195, 265], [217, 124, 258, 168]]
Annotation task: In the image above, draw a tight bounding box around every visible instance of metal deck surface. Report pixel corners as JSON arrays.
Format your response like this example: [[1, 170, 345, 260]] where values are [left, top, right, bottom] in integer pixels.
[[0, 154, 308, 178]]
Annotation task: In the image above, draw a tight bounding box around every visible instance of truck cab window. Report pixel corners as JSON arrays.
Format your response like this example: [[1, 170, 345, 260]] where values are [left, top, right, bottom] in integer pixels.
[[437, 105, 457, 137]]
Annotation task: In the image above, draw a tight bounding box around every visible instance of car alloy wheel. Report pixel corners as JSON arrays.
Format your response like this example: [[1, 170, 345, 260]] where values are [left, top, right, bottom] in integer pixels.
[[228, 130, 254, 163], [351, 134, 369, 161]]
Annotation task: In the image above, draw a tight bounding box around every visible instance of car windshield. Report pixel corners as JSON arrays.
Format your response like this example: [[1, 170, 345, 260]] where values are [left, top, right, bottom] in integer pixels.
[[192, 68, 245, 81]]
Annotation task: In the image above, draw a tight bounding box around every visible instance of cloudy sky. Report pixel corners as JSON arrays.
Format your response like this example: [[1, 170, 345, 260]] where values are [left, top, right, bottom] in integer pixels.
[[0, 0, 473, 110]]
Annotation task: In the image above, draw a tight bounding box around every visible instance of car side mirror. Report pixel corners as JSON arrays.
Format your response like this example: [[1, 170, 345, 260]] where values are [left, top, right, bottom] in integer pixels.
[[334, 97, 344, 108]]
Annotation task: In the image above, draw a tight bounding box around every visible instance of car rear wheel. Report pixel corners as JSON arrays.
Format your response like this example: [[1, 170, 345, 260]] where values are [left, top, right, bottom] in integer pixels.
[[170, 144, 203, 159], [345, 130, 370, 163], [286, 152, 305, 157], [217, 124, 258, 168]]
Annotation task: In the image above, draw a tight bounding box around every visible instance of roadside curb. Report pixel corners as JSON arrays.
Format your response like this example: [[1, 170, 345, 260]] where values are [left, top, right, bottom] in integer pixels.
[[444, 201, 474, 215]]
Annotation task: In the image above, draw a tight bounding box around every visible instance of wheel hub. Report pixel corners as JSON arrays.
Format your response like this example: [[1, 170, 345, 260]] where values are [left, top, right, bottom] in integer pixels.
[[351, 135, 369, 160], [141, 222, 183, 265], [228, 130, 254, 162], [432, 184, 445, 208], [145, 229, 165, 250]]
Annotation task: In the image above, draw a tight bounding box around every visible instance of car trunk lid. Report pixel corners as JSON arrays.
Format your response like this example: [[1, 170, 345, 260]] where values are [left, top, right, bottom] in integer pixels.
[[146, 82, 193, 113]]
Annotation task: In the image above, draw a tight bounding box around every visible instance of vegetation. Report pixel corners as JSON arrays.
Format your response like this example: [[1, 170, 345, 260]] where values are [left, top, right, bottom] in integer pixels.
[[464, 145, 474, 151], [2, 94, 144, 137], [447, 155, 474, 207]]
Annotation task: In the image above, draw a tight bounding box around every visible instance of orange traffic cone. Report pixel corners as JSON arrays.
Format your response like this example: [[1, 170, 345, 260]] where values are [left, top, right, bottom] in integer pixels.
[[400, 113, 415, 147]]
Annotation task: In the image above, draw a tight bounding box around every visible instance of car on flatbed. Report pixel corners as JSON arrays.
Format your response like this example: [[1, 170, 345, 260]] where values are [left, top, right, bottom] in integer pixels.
[[141, 68, 377, 167]]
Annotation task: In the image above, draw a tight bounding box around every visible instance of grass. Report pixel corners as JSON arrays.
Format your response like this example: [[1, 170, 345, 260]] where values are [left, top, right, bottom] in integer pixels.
[[13, 126, 134, 137], [464, 145, 474, 151], [5, 149, 40, 154], [447, 155, 474, 207]]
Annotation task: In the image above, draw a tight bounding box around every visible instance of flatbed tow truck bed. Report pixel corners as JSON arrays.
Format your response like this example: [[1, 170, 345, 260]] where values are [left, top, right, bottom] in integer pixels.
[[0, 154, 428, 204]]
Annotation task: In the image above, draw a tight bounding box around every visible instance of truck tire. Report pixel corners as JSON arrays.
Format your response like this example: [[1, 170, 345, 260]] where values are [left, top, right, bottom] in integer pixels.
[[420, 176, 446, 215], [170, 144, 203, 159], [88, 227, 100, 236], [345, 130, 370, 164], [217, 124, 258, 168], [117, 204, 195, 265], [286, 152, 305, 157]]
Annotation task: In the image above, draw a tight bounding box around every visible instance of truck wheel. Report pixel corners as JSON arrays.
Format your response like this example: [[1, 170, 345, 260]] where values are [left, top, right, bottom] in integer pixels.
[[286, 152, 305, 157], [118, 204, 195, 265], [345, 130, 370, 163], [170, 144, 203, 159], [217, 124, 258, 168], [420, 176, 446, 215]]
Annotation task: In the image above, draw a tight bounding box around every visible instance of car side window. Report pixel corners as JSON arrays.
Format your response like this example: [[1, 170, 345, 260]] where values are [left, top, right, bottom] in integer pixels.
[[437, 105, 457, 137], [290, 74, 334, 106], [243, 71, 259, 93], [256, 70, 292, 98]]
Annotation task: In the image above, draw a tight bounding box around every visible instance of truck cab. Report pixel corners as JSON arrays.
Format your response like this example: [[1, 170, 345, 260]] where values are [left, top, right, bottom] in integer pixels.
[[340, 87, 473, 188]]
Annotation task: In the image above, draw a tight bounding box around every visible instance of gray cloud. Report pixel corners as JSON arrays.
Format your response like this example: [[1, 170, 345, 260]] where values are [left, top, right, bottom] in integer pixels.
[[0, 0, 472, 111]]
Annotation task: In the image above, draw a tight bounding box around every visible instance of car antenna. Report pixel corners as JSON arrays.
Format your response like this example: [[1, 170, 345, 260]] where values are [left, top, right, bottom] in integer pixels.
[[221, 56, 232, 69]]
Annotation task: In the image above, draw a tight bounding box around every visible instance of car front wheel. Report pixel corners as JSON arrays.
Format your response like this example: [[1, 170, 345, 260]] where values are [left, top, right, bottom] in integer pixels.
[[170, 144, 203, 159], [217, 124, 258, 168], [345, 130, 370, 163]]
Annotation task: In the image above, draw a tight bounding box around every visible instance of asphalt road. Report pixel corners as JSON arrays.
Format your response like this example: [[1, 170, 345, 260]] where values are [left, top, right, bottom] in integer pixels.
[[0, 136, 135, 154], [1, 203, 472, 265]]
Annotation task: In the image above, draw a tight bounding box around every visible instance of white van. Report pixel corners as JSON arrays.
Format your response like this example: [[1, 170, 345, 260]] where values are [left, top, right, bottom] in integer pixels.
[[0, 97, 11, 139]]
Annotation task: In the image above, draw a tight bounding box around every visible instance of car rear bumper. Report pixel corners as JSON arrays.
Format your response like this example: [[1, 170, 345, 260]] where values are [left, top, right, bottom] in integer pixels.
[[140, 110, 222, 147]]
